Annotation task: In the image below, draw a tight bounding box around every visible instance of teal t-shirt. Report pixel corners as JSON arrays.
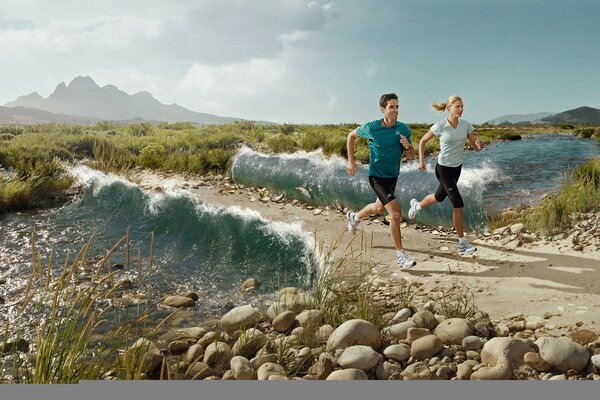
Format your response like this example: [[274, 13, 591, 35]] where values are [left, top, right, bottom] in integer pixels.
[[356, 119, 412, 178]]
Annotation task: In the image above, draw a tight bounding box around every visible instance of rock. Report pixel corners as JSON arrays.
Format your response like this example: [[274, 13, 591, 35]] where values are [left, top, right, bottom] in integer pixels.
[[308, 354, 335, 380], [569, 328, 598, 345], [337, 345, 381, 371], [326, 368, 368, 380], [410, 335, 443, 360], [524, 316, 545, 330], [509, 223, 525, 234], [401, 362, 432, 380], [470, 363, 512, 380], [462, 336, 483, 350], [186, 361, 213, 380], [232, 328, 268, 359], [326, 319, 382, 352], [203, 341, 232, 367], [220, 304, 260, 333], [523, 352, 551, 372], [315, 324, 335, 343], [456, 363, 473, 380], [407, 327, 430, 343], [279, 292, 311, 313], [163, 295, 196, 308], [412, 310, 438, 330], [382, 320, 417, 340], [221, 370, 235, 380], [383, 344, 410, 363], [433, 318, 474, 345], [168, 340, 190, 354], [177, 327, 208, 339], [230, 356, 255, 380], [125, 338, 163, 374], [257, 363, 286, 380], [480, 337, 532, 369], [266, 302, 292, 320], [391, 308, 412, 324], [495, 323, 510, 337], [504, 238, 521, 251], [296, 309, 324, 328], [185, 291, 200, 301], [376, 361, 401, 380], [241, 278, 260, 291], [197, 332, 218, 348], [591, 354, 600, 369], [272, 310, 296, 333], [535, 337, 590, 373], [185, 344, 205, 363]]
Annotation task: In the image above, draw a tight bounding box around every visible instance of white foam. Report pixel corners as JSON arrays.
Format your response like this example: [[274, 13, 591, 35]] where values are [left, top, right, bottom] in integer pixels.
[[234, 145, 347, 173], [69, 165, 138, 196]]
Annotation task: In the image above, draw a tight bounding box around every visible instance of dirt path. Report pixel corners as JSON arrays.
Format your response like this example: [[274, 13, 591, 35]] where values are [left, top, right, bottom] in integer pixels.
[[131, 169, 600, 329]]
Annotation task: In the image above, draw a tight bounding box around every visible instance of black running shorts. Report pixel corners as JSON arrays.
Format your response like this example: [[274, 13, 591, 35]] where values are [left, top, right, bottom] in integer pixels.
[[368, 176, 398, 205], [434, 163, 464, 208]]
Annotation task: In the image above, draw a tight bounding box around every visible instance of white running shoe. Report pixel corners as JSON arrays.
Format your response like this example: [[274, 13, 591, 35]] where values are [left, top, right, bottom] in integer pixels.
[[396, 251, 416, 269], [346, 211, 360, 234], [408, 198, 420, 219], [457, 237, 477, 254]]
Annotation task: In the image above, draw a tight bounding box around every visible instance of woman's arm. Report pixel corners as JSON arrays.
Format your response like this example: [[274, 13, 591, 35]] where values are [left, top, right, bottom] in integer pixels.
[[467, 132, 483, 151]]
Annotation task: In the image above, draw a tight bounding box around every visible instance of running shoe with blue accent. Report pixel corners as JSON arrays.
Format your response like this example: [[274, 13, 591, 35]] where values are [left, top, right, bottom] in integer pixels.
[[346, 211, 360, 234], [457, 237, 477, 254]]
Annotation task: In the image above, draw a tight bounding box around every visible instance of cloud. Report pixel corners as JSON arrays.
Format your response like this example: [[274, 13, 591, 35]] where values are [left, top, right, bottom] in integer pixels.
[[159, 0, 338, 63], [0, 16, 161, 57]]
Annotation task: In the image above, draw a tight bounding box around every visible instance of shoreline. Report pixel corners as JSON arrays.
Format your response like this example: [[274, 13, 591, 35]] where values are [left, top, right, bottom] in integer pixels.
[[127, 167, 600, 330]]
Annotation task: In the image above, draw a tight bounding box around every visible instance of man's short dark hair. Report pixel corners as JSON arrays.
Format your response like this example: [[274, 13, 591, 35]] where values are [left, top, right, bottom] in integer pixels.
[[380, 93, 398, 108]]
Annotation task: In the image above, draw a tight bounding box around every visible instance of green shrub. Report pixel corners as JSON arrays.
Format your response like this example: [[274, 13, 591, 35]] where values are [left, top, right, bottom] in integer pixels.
[[265, 134, 298, 153], [128, 123, 154, 137], [139, 143, 165, 168]]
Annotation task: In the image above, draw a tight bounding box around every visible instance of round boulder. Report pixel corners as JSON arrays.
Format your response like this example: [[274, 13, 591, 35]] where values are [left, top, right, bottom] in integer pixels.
[[433, 318, 474, 345], [326, 319, 382, 352]]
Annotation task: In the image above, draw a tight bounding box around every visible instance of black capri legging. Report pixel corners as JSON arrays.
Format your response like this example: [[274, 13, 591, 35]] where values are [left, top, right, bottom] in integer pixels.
[[434, 163, 464, 208]]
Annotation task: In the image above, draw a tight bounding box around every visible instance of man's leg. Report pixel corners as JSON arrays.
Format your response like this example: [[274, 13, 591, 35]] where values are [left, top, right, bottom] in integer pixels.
[[356, 198, 386, 221], [384, 199, 403, 250]]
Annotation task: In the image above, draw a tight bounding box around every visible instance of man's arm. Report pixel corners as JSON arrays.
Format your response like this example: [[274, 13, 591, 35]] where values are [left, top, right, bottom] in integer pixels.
[[418, 130, 435, 171], [346, 130, 360, 176]]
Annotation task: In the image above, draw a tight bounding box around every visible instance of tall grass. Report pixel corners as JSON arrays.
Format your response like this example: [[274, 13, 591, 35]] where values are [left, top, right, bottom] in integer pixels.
[[524, 156, 600, 233], [0, 234, 164, 383]]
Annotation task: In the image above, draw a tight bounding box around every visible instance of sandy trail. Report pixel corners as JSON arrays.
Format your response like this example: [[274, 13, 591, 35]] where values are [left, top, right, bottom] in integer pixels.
[[131, 169, 600, 330]]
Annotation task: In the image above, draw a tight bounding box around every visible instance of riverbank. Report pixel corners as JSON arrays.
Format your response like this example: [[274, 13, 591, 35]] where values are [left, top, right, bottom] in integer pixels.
[[129, 167, 600, 329]]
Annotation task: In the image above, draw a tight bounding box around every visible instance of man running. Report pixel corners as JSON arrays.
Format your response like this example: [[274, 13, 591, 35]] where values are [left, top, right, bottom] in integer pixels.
[[345, 93, 417, 268]]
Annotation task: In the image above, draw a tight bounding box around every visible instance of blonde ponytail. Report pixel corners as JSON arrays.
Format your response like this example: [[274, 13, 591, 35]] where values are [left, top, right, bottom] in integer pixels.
[[432, 95, 462, 112]]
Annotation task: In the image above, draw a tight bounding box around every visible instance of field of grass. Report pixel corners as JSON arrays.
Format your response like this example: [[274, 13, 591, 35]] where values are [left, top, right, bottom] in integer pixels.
[[0, 121, 595, 213]]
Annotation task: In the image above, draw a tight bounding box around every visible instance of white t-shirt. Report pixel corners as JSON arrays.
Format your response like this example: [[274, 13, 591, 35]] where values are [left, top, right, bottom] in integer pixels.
[[430, 119, 474, 167]]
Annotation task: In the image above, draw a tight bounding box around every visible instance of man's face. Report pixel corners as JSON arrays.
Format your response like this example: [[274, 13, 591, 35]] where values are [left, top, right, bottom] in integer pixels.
[[381, 99, 399, 121]]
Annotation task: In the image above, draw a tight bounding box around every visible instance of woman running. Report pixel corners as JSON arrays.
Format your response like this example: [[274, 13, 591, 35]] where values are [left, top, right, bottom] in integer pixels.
[[408, 95, 483, 254]]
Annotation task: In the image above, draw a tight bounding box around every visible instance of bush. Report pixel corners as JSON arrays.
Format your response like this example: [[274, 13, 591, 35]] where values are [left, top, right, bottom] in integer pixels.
[[139, 143, 165, 168], [128, 123, 154, 137], [266, 134, 298, 153], [575, 127, 595, 138]]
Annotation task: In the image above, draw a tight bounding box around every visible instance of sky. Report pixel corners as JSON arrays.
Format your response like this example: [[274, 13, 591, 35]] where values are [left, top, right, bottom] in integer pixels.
[[0, 0, 598, 124]]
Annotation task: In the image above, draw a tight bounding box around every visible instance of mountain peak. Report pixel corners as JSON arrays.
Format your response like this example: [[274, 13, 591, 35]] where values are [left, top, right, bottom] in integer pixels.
[[68, 76, 100, 89], [4, 76, 244, 124]]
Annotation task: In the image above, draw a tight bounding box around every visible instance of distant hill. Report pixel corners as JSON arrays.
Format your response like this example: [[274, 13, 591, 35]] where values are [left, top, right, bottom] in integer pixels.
[[541, 106, 600, 125], [4, 76, 246, 125], [0, 105, 100, 125], [485, 112, 555, 125]]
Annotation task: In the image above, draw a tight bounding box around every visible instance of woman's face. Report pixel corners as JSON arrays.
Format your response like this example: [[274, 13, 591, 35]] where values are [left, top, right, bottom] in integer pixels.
[[448, 100, 464, 118]]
